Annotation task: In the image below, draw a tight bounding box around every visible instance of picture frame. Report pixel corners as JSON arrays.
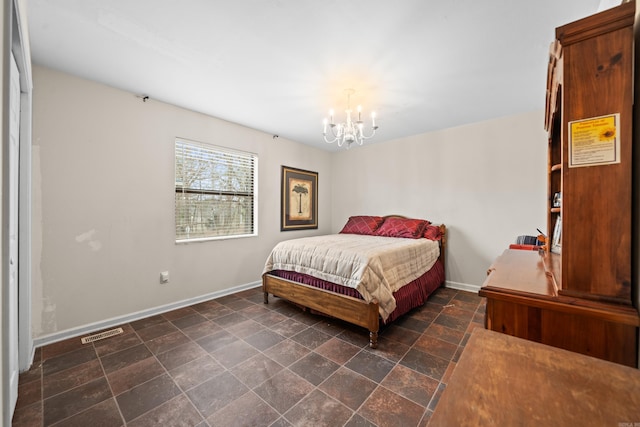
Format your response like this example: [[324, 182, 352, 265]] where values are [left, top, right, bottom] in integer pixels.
[[281, 166, 318, 231]]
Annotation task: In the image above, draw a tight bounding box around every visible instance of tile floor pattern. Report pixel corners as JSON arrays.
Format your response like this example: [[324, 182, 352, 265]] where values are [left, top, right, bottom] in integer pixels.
[[12, 286, 485, 427]]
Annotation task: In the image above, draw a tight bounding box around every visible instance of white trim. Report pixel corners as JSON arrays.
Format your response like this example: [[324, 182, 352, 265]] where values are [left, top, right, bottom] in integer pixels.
[[33, 281, 480, 350], [12, 0, 34, 375], [34, 281, 262, 348], [17, 87, 31, 372], [33, 278, 483, 349], [444, 280, 481, 294]]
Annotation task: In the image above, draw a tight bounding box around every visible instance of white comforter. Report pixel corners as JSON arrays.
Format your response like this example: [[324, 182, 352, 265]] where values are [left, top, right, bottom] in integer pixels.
[[262, 234, 440, 321]]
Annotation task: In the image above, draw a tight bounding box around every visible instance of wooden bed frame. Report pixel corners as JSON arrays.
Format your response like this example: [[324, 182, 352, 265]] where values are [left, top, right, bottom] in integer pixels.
[[262, 222, 446, 348]]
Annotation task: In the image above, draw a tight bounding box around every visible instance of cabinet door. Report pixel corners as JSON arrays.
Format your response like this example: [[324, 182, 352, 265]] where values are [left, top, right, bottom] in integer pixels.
[[485, 299, 540, 340]]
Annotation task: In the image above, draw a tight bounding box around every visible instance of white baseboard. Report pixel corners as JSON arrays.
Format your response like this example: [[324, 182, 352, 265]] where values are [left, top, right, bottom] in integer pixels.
[[33, 280, 262, 350], [445, 280, 481, 293]]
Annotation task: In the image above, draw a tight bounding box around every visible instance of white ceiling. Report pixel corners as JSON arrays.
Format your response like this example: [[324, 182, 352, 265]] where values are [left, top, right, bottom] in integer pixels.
[[27, 0, 604, 151]]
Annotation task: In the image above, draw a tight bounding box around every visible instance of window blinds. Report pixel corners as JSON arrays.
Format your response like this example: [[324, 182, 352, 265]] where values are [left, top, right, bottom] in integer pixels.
[[175, 139, 257, 241]]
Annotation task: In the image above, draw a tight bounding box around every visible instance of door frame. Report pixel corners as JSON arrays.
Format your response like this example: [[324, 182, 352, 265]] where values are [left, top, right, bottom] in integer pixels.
[[2, 0, 32, 423], [12, 0, 33, 374]]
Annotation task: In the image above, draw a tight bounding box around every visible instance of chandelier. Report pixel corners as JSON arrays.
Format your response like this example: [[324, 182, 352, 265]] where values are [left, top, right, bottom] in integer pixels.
[[322, 89, 378, 148]]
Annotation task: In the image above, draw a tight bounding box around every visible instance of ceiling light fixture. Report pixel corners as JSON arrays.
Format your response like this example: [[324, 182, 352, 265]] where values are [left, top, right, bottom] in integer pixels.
[[323, 89, 378, 148]]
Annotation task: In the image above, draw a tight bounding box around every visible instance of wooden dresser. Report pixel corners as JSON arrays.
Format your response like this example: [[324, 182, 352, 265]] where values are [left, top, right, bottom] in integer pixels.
[[480, 2, 639, 367]]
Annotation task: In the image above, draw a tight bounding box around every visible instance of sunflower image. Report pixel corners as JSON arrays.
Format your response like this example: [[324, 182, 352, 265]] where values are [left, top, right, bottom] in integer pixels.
[[599, 126, 616, 141]]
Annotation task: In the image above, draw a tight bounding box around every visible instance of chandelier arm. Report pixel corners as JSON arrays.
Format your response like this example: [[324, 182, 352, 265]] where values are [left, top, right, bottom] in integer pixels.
[[323, 123, 342, 144], [325, 123, 376, 144], [358, 126, 378, 139], [323, 134, 338, 144]]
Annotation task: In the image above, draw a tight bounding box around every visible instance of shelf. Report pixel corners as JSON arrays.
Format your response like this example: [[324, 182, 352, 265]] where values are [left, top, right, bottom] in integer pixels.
[[550, 207, 561, 213], [551, 164, 562, 172]]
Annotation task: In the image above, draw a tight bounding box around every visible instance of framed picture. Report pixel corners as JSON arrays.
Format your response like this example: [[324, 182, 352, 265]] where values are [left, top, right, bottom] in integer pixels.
[[281, 166, 318, 231]]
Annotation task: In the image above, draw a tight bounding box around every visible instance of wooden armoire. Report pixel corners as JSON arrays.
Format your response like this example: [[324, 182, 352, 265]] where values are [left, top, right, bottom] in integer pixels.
[[479, 2, 639, 367]]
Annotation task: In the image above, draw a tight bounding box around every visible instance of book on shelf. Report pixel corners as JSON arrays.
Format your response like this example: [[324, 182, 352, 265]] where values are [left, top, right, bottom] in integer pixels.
[[551, 216, 561, 254]]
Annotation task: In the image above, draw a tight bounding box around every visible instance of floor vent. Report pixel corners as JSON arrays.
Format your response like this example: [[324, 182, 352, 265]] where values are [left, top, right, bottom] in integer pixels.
[[81, 327, 124, 344]]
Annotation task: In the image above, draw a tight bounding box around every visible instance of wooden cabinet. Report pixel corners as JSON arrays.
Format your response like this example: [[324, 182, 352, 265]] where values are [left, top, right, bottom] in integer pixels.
[[480, 2, 639, 367], [548, 2, 634, 304], [481, 249, 639, 367]]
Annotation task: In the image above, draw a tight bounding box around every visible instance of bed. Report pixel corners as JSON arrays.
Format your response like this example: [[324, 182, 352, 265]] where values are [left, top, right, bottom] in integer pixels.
[[262, 215, 446, 348]]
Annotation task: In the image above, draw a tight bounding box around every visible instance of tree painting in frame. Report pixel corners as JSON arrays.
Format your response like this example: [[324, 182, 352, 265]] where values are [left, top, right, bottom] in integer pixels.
[[281, 166, 318, 231]]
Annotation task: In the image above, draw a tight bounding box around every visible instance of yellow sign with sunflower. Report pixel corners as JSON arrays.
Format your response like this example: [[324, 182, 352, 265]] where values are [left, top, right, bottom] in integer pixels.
[[568, 113, 621, 168]]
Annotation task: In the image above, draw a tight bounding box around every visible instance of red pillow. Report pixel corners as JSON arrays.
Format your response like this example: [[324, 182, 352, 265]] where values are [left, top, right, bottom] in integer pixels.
[[423, 224, 442, 241], [375, 217, 429, 239], [339, 216, 386, 235]]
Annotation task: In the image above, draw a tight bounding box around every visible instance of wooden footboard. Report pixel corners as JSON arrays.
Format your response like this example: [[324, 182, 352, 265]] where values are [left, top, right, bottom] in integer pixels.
[[262, 274, 380, 348]]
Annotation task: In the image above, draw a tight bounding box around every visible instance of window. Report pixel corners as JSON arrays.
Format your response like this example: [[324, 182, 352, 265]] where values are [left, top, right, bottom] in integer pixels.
[[175, 138, 257, 242]]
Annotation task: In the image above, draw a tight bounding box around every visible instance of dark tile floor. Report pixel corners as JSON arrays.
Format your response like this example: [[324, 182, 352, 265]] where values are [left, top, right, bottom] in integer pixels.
[[12, 286, 485, 427]]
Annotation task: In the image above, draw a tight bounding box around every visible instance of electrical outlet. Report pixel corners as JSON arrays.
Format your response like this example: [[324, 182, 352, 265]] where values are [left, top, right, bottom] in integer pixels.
[[160, 271, 169, 284]]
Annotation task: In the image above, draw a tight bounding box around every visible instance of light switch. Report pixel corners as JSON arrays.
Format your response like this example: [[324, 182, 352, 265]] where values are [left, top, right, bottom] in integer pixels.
[[160, 271, 169, 284]]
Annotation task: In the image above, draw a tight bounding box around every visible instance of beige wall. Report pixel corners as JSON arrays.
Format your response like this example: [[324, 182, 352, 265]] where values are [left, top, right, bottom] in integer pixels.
[[32, 65, 547, 342], [330, 110, 548, 288], [31, 66, 332, 338]]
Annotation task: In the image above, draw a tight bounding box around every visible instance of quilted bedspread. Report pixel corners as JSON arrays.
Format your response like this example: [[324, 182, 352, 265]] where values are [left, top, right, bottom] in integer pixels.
[[262, 234, 440, 320]]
